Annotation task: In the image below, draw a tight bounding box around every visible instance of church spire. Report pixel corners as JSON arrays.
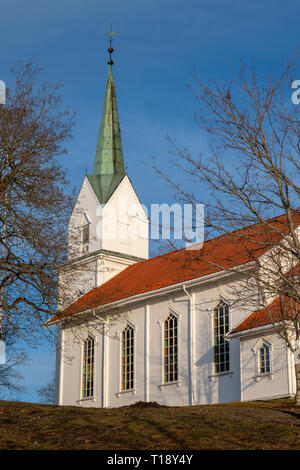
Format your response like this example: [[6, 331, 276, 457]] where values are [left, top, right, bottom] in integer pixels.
[[87, 31, 126, 205], [93, 32, 125, 177]]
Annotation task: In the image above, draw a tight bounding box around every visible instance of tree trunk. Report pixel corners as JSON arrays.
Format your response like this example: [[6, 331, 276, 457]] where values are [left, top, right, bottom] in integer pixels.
[[295, 362, 300, 406]]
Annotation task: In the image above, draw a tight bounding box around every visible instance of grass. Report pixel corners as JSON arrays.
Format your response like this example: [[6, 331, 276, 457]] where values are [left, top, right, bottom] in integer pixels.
[[0, 399, 300, 450]]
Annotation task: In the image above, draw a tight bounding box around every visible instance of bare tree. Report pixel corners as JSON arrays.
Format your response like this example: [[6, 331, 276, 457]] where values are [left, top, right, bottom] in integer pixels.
[[37, 370, 56, 404], [0, 61, 76, 391], [0, 327, 27, 397], [152, 54, 300, 403]]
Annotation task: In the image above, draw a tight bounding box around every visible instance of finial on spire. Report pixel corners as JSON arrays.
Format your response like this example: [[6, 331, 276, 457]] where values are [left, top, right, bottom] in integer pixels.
[[106, 25, 119, 66]]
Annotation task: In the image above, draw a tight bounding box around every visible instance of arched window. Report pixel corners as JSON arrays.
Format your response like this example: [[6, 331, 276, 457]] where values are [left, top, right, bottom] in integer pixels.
[[164, 313, 178, 383], [259, 343, 270, 374], [213, 301, 230, 373], [121, 325, 134, 390], [82, 335, 94, 398]]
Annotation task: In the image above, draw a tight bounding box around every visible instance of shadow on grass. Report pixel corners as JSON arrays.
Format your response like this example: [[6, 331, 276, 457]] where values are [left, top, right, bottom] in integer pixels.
[[138, 417, 190, 449], [273, 408, 300, 420]]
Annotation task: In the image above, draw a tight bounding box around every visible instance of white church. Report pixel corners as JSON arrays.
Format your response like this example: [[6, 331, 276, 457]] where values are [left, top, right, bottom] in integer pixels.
[[47, 47, 298, 408]]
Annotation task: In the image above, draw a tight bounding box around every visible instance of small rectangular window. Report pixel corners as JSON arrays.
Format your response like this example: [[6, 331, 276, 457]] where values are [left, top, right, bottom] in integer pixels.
[[82, 225, 89, 244], [259, 344, 270, 374], [82, 225, 90, 252]]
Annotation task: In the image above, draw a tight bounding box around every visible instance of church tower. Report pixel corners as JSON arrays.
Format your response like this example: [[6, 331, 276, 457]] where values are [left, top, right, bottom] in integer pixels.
[[59, 40, 149, 308]]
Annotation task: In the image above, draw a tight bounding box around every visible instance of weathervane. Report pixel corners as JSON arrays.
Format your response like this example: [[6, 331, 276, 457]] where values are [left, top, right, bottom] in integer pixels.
[[106, 25, 119, 66]]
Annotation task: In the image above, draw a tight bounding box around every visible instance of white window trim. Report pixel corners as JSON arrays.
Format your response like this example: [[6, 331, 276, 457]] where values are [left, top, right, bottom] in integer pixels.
[[76, 396, 96, 404], [208, 371, 234, 382], [251, 337, 274, 381], [79, 333, 97, 401], [80, 211, 91, 226], [157, 309, 182, 389], [116, 321, 137, 397], [210, 298, 231, 377], [81, 224, 90, 253]]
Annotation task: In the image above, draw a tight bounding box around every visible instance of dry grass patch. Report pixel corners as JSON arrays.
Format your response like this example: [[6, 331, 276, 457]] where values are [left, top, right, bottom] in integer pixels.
[[0, 399, 299, 450]]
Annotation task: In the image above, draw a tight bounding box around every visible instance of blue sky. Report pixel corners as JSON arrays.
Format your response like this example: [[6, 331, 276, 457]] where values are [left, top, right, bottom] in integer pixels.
[[1, 0, 299, 403]]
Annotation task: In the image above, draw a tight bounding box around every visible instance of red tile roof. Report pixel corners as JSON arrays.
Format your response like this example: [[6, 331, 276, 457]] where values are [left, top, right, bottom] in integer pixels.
[[230, 295, 300, 335], [47, 212, 300, 324]]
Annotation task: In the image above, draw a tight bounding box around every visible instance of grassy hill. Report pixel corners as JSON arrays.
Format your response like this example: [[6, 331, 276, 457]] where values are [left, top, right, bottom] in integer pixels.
[[0, 399, 300, 450]]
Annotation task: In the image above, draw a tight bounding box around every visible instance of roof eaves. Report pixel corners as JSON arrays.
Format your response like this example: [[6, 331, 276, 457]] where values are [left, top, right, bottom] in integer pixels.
[[47, 259, 257, 327], [59, 247, 146, 270], [227, 323, 277, 339]]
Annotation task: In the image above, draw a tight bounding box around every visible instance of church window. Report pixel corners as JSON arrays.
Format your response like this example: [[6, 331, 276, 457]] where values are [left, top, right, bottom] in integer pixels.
[[259, 343, 270, 374], [164, 313, 178, 383], [81, 224, 90, 253], [121, 325, 134, 390], [213, 301, 230, 373], [82, 225, 89, 244], [82, 335, 94, 398]]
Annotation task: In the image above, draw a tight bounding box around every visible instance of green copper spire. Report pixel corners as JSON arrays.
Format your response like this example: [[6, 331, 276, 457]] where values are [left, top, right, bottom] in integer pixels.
[[87, 37, 126, 204], [93, 64, 125, 176]]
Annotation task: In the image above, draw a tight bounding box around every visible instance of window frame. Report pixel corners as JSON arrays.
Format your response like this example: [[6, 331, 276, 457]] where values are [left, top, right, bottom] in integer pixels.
[[120, 323, 136, 392], [81, 334, 95, 400], [163, 312, 179, 384], [81, 223, 90, 253], [79, 212, 91, 254], [213, 300, 230, 374], [252, 337, 273, 380], [259, 343, 271, 374]]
